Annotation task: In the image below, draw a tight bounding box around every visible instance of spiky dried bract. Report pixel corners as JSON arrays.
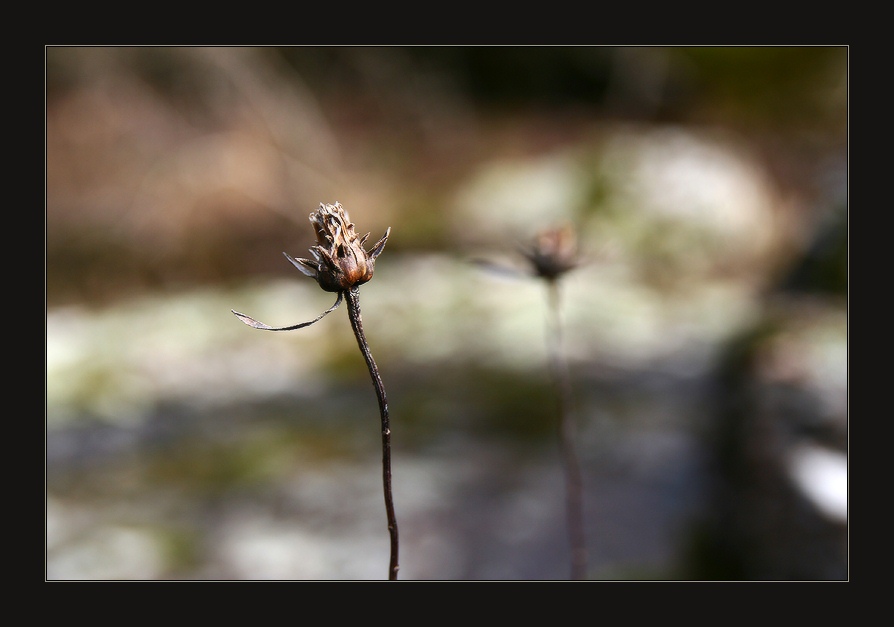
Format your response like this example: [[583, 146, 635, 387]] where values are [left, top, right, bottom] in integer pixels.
[[287, 202, 391, 293], [521, 225, 580, 281]]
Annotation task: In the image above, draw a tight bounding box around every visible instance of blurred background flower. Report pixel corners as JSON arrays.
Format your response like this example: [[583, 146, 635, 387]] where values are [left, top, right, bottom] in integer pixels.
[[46, 46, 847, 580]]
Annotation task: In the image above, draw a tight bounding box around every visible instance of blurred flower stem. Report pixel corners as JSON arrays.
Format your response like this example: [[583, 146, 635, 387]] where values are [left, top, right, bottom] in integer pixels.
[[522, 226, 588, 579], [546, 279, 588, 580], [232, 202, 399, 580]]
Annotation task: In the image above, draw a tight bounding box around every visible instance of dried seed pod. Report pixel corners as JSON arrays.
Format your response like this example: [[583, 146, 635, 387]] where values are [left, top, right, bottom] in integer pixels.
[[232, 202, 390, 331], [520, 224, 580, 281], [286, 201, 391, 293]]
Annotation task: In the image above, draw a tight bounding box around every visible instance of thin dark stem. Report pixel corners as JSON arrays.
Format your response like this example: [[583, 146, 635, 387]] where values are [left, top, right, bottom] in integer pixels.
[[546, 280, 588, 580], [345, 286, 400, 580]]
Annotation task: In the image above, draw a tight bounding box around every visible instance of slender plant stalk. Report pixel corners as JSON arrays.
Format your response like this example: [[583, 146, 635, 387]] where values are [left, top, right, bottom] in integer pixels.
[[345, 286, 399, 580], [545, 280, 588, 580], [233, 203, 398, 580]]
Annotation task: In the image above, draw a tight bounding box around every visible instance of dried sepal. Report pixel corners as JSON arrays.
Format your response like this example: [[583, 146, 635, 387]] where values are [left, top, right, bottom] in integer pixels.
[[283, 252, 319, 279], [367, 227, 391, 261]]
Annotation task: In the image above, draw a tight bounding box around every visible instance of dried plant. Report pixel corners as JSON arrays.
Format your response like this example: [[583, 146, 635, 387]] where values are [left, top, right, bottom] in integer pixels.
[[521, 225, 588, 580], [480, 224, 589, 579], [232, 201, 399, 580]]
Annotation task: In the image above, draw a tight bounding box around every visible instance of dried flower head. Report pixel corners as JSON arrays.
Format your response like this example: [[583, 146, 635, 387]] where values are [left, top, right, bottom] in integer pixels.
[[520, 224, 580, 281], [286, 201, 391, 293], [231, 201, 391, 331]]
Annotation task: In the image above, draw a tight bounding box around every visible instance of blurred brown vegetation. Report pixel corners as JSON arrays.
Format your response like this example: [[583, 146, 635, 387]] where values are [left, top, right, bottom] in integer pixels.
[[46, 46, 846, 306]]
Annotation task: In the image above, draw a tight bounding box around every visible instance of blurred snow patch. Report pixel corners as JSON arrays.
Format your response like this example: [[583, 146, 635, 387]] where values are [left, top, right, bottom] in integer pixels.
[[787, 443, 847, 523]]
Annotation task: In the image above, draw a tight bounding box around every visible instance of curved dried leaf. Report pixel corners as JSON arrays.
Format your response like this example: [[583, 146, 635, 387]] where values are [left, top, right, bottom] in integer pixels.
[[231, 291, 344, 332]]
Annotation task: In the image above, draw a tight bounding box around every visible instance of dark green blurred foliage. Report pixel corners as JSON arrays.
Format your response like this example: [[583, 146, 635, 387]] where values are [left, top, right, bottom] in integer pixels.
[[676, 46, 846, 128], [779, 204, 848, 296], [273, 46, 845, 124]]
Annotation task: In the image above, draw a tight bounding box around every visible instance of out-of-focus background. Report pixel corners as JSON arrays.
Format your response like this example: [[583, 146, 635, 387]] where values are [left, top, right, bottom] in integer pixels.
[[46, 46, 847, 580]]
